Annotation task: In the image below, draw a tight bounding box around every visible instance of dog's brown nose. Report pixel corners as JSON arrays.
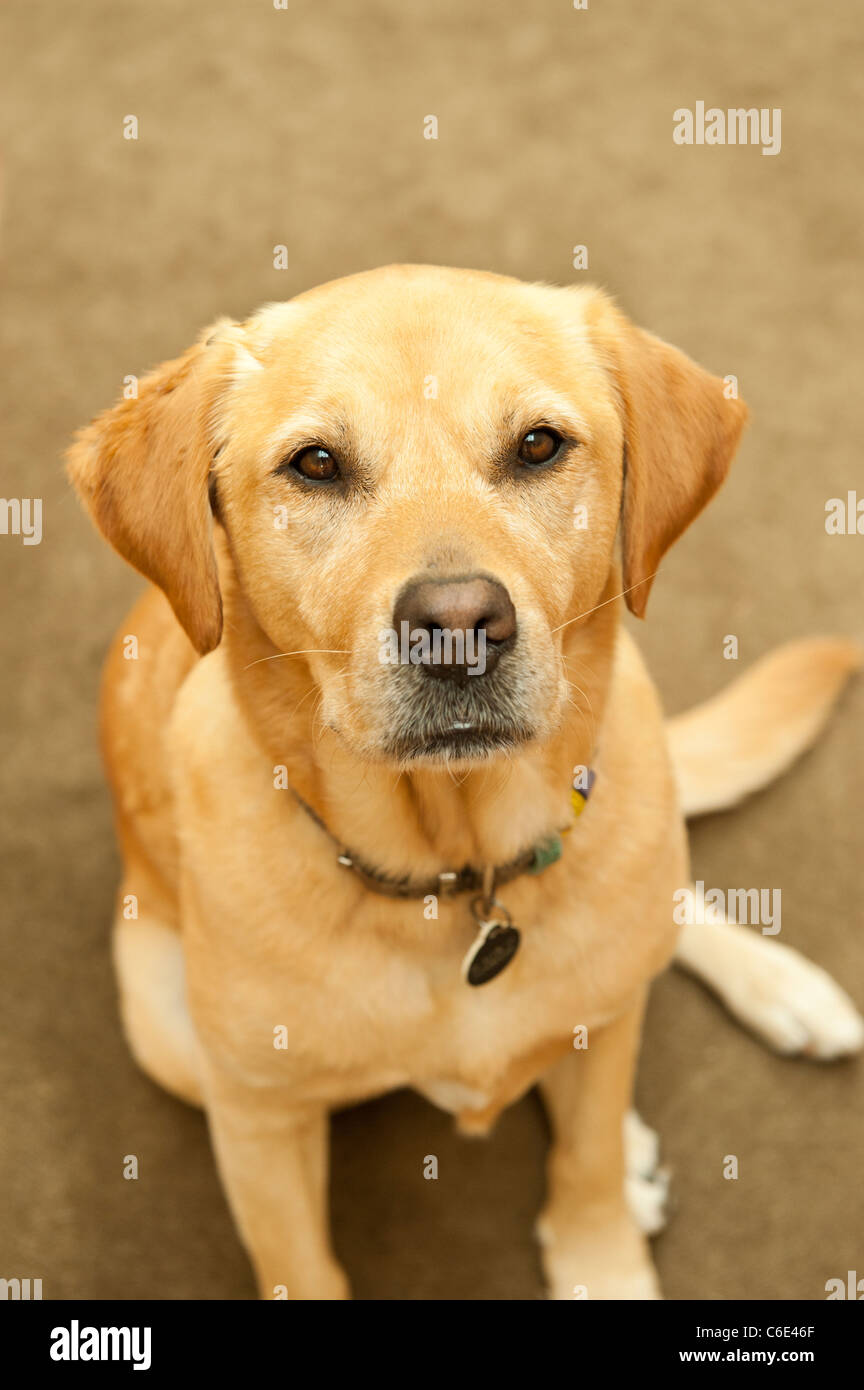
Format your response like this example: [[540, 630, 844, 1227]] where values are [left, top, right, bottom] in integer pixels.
[[392, 575, 516, 680]]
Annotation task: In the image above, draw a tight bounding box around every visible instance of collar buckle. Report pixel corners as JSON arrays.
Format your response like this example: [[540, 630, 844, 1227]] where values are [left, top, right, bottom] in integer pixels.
[[437, 870, 460, 897]]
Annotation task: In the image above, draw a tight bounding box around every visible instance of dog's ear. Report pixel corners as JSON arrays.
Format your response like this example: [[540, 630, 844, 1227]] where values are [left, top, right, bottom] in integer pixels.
[[595, 307, 748, 617], [67, 320, 242, 654]]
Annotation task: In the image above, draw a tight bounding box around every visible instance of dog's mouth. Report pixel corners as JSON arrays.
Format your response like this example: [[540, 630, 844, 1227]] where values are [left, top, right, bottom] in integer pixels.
[[384, 718, 535, 764], [354, 634, 550, 765]]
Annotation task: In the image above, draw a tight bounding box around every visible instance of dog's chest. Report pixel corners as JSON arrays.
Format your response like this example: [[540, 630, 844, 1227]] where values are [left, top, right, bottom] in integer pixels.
[[272, 885, 637, 1108], [415, 1077, 492, 1113], [413, 1028, 576, 1131], [184, 761, 682, 1109]]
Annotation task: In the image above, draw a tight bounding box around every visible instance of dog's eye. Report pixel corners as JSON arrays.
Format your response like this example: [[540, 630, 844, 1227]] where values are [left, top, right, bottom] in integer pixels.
[[290, 446, 340, 482], [517, 428, 563, 467]]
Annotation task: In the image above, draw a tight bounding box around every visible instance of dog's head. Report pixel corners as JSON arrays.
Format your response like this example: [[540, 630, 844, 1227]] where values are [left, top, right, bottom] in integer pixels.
[[68, 266, 746, 766]]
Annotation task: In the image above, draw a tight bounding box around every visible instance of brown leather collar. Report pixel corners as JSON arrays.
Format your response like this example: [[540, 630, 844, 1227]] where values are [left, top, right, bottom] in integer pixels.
[[288, 786, 570, 901]]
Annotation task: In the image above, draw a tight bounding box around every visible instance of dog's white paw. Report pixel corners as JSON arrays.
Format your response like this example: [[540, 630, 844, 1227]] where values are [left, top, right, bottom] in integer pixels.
[[626, 1170, 670, 1236], [625, 1110, 670, 1235], [544, 1256, 661, 1301], [714, 935, 864, 1060], [537, 1208, 662, 1300]]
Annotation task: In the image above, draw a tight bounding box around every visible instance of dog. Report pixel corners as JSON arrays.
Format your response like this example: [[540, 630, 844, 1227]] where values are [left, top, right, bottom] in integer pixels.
[[68, 265, 863, 1299]]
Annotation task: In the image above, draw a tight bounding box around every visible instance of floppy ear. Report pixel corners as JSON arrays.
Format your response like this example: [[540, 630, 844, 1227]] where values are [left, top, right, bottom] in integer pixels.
[[597, 308, 748, 617], [66, 320, 241, 654]]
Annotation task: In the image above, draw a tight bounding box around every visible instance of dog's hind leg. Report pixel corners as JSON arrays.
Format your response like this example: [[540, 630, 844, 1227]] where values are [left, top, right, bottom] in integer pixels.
[[667, 639, 863, 1056], [113, 907, 205, 1106], [624, 1110, 670, 1235], [674, 910, 864, 1059]]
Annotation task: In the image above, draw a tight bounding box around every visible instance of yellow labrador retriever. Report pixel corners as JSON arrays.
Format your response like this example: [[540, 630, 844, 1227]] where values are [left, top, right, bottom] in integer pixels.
[[68, 265, 863, 1300]]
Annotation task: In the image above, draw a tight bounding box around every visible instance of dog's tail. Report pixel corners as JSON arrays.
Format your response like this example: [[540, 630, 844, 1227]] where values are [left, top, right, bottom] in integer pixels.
[[667, 638, 862, 818]]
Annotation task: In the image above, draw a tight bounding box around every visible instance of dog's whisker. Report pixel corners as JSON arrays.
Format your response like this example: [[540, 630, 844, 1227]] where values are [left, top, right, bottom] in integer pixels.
[[560, 685, 596, 749], [286, 683, 325, 724], [243, 649, 351, 672], [562, 676, 596, 730], [551, 574, 659, 635]]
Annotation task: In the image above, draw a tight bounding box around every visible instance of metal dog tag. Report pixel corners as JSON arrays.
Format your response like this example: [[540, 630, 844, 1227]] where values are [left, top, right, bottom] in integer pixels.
[[462, 899, 521, 986]]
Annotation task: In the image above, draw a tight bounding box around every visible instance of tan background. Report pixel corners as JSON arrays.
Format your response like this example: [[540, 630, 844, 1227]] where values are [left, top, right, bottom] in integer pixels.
[[1, 0, 861, 1299]]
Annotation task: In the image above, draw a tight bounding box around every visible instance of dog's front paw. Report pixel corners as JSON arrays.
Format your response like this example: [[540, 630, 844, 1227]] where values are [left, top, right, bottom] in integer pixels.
[[536, 1205, 662, 1300], [262, 1261, 351, 1301]]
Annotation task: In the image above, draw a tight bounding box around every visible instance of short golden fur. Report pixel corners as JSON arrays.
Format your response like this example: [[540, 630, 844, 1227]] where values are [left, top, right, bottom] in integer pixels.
[[68, 266, 862, 1299]]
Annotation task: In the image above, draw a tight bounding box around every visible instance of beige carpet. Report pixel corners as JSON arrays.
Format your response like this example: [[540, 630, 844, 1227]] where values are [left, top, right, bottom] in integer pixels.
[[1, 0, 861, 1299]]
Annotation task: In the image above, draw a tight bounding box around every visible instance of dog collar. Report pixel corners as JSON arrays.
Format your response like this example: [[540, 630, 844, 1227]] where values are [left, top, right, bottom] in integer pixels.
[[290, 765, 597, 986], [461, 766, 597, 986]]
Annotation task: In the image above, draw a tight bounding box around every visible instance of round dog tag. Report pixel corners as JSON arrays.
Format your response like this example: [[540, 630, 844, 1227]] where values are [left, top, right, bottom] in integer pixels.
[[462, 906, 521, 986]]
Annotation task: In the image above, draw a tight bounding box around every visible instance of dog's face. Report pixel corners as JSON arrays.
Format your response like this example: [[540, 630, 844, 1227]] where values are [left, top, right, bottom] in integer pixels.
[[68, 266, 746, 767], [211, 270, 626, 764]]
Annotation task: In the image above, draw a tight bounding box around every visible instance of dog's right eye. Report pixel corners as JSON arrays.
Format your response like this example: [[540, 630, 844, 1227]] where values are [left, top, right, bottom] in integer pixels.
[[517, 428, 564, 467], [285, 446, 340, 482]]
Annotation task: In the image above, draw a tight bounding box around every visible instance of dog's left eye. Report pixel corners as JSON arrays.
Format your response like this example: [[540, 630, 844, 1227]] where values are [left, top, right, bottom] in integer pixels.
[[289, 446, 340, 482], [517, 428, 563, 467]]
